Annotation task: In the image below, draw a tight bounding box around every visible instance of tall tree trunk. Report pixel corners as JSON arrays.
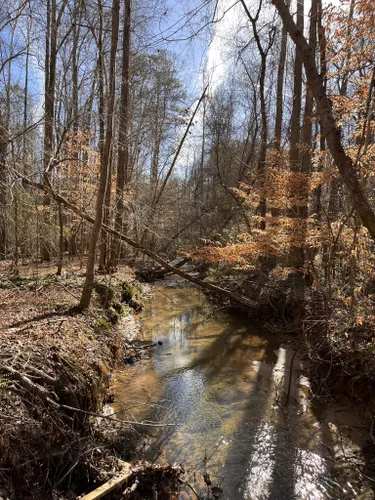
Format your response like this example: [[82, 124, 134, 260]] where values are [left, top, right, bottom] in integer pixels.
[[0, 119, 7, 259], [42, 0, 54, 262], [110, 0, 132, 270], [42, 0, 68, 261], [314, 0, 327, 219], [240, 0, 274, 230], [21, 20, 31, 262], [56, 201, 64, 275], [299, 0, 317, 269], [288, 0, 304, 268], [97, 0, 112, 272], [71, 0, 81, 140], [98, 153, 112, 271], [257, 49, 268, 231], [268, 8, 289, 268], [274, 1, 289, 150], [79, 0, 120, 309]]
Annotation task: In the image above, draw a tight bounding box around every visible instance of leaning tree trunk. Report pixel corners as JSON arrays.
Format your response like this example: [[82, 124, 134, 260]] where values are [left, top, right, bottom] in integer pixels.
[[272, 0, 375, 242]]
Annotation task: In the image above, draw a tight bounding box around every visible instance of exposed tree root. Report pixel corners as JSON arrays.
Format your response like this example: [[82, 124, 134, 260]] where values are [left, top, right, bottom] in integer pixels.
[[1, 364, 174, 428]]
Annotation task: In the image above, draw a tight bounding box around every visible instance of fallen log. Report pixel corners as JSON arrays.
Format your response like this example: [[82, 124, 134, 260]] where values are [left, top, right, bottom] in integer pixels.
[[81, 462, 184, 500], [80, 460, 132, 500], [20, 176, 256, 310], [136, 256, 191, 281]]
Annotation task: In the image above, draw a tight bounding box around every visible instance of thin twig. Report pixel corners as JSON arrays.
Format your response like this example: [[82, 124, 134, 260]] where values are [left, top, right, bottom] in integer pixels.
[[58, 403, 175, 428]]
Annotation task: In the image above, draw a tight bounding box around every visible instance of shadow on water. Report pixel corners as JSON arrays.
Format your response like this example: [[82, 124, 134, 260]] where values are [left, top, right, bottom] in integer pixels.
[[112, 285, 369, 499]]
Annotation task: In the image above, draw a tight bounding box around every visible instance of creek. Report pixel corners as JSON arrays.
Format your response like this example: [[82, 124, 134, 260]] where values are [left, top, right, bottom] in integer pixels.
[[112, 283, 368, 499]]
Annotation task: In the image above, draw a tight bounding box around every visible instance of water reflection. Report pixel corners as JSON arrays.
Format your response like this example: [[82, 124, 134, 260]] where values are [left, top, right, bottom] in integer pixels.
[[112, 285, 363, 499]]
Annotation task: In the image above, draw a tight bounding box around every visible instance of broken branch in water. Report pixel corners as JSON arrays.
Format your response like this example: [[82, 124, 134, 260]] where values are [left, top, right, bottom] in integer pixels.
[[122, 479, 139, 497]]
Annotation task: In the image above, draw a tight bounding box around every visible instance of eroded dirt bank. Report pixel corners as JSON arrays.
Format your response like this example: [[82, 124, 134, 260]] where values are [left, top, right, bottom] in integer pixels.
[[0, 262, 148, 499]]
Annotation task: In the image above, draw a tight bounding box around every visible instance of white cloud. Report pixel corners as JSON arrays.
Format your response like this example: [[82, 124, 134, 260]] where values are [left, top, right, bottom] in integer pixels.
[[205, 0, 241, 93]]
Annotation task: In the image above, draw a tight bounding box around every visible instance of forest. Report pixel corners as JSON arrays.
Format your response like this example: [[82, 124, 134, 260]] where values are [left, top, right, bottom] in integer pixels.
[[0, 0, 375, 498]]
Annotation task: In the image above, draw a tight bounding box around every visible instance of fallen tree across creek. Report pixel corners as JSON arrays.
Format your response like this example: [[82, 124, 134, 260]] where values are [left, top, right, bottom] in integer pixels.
[[20, 176, 257, 310]]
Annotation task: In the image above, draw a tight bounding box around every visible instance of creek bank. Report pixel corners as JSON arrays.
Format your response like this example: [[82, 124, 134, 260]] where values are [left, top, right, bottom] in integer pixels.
[[0, 263, 171, 499]]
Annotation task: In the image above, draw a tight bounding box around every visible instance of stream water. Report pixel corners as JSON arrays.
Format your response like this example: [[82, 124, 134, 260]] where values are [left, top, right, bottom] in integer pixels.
[[112, 284, 369, 499]]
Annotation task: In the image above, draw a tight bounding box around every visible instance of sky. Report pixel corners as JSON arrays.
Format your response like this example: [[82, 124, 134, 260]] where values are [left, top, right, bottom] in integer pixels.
[[158, 0, 344, 99], [154, 0, 346, 171]]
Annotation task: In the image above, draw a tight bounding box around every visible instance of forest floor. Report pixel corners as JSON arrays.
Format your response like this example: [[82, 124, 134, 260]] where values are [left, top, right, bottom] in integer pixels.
[[0, 260, 183, 499]]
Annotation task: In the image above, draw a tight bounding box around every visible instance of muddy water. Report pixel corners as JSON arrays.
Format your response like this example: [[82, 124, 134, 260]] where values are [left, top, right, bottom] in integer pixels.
[[112, 284, 367, 499]]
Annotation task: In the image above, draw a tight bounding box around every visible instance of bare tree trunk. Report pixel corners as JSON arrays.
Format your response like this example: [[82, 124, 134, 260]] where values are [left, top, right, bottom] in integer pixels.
[[79, 0, 120, 309], [98, 151, 112, 271], [274, 3, 289, 151], [299, 0, 317, 238], [42, 0, 68, 262], [21, 20, 31, 263], [109, 0, 132, 270], [288, 0, 304, 268], [71, 0, 81, 138], [0, 120, 7, 259], [42, 0, 54, 262], [240, 0, 275, 230], [272, 0, 375, 241], [326, 0, 355, 226], [97, 0, 112, 272], [268, 6, 290, 269], [57, 201, 63, 275], [5, 28, 16, 263], [314, 0, 327, 219]]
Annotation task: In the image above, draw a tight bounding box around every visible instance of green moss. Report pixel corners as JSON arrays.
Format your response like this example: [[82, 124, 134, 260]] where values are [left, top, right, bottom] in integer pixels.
[[78, 332, 91, 345], [0, 274, 66, 291], [0, 376, 11, 391], [121, 281, 143, 312], [93, 317, 112, 333], [59, 353, 82, 372], [0, 276, 34, 290]]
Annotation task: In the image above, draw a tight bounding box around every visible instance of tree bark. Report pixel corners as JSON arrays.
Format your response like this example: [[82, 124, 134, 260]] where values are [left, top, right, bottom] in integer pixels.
[[0, 120, 7, 258], [274, 2, 289, 150], [240, 0, 274, 230], [42, 0, 68, 261], [79, 0, 120, 309], [288, 0, 304, 268], [109, 0, 132, 270]]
